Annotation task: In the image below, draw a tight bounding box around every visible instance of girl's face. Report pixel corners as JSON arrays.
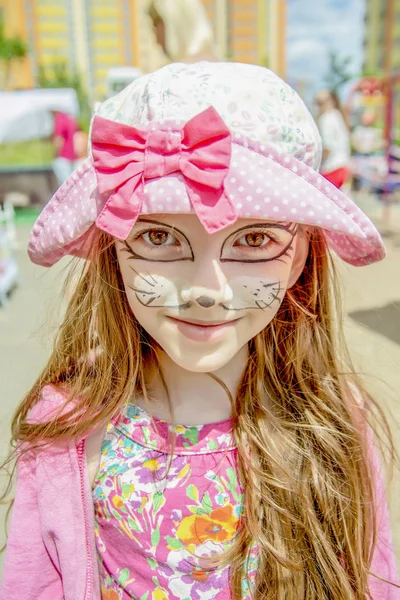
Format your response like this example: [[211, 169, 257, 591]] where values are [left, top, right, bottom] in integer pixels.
[[116, 215, 308, 373]]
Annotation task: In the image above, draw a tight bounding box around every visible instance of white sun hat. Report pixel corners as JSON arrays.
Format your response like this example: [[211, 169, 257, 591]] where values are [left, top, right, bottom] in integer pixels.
[[28, 61, 384, 268]]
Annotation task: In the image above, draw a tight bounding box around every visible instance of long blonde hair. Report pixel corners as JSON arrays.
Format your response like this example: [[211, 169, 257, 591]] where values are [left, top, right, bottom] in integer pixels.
[[10, 228, 396, 599]]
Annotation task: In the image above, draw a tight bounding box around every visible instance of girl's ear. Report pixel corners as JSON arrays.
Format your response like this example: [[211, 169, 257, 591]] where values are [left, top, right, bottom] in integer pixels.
[[287, 228, 310, 289]]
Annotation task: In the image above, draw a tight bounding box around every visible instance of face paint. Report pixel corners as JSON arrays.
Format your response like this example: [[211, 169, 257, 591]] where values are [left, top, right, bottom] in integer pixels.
[[221, 277, 283, 311], [116, 215, 303, 373], [121, 264, 191, 310], [220, 222, 298, 264]]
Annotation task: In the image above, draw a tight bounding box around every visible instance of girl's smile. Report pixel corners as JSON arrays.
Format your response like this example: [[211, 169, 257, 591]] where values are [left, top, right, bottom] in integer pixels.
[[166, 315, 243, 342]]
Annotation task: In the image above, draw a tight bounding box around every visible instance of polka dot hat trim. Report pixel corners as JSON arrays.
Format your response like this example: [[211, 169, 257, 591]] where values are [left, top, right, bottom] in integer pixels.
[[28, 129, 384, 268]]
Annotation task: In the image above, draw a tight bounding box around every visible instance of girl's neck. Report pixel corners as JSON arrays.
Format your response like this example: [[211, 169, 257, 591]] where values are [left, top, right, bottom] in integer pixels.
[[136, 346, 249, 425]]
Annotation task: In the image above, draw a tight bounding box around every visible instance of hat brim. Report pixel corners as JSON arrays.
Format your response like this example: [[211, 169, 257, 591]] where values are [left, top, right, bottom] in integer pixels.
[[28, 143, 385, 267]]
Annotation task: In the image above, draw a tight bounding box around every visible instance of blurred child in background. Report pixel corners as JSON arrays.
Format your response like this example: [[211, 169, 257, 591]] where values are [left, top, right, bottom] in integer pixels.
[[149, 0, 217, 63], [315, 90, 351, 190]]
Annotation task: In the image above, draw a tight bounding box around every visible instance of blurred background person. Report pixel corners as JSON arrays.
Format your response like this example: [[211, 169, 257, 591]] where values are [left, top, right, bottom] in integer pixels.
[[149, 0, 217, 63], [352, 108, 384, 157], [315, 89, 351, 190], [51, 110, 78, 184], [351, 108, 386, 194]]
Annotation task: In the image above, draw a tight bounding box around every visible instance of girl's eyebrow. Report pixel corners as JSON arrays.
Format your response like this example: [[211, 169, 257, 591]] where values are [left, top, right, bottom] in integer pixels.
[[132, 218, 182, 238], [135, 218, 175, 227], [228, 222, 296, 235], [125, 218, 195, 262], [131, 219, 298, 244], [135, 219, 295, 231], [130, 218, 179, 237]]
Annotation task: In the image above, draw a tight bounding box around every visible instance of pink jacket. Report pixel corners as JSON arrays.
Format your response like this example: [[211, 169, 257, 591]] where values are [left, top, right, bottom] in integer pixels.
[[1, 386, 399, 600]]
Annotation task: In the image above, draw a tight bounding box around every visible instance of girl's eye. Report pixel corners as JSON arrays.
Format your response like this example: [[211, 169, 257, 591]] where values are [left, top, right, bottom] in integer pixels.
[[143, 230, 178, 246], [125, 224, 193, 261], [221, 225, 295, 262], [236, 232, 271, 248]]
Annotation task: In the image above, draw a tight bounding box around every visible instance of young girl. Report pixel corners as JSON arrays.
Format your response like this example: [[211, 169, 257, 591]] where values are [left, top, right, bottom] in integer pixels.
[[1, 62, 398, 600]]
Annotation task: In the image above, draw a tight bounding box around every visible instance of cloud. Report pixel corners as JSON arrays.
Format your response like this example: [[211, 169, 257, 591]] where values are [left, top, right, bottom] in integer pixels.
[[288, 39, 327, 74], [287, 0, 365, 96]]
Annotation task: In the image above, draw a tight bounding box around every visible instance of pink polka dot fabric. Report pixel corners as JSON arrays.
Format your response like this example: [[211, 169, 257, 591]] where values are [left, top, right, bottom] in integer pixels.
[[28, 62, 385, 268]]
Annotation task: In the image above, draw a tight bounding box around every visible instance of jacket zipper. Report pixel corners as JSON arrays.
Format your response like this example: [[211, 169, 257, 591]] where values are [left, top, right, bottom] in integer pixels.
[[77, 439, 94, 600]]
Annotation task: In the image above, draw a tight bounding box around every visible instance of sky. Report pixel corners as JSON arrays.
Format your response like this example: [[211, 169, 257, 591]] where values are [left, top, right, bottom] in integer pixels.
[[286, 0, 365, 101]]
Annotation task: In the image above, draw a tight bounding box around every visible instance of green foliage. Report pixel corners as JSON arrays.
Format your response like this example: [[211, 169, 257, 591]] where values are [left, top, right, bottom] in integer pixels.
[[324, 50, 354, 94], [38, 61, 91, 132], [0, 139, 53, 167], [0, 18, 28, 87], [361, 66, 382, 78], [0, 35, 27, 61], [0, 19, 28, 61]]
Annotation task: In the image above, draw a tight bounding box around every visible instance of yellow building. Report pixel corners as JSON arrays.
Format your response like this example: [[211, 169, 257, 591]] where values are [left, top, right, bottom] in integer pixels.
[[0, 0, 34, 89], [0, 0, 162, 99], [71, 0, 163, 99], [73, 0, 141, 100], [1, 0, 286, 98], [364, 0, 400, 74], [203, 0, 286, 78]]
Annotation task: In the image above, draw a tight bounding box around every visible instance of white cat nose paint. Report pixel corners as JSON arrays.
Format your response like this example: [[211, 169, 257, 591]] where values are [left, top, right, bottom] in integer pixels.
[[181, 285, 234, 307]]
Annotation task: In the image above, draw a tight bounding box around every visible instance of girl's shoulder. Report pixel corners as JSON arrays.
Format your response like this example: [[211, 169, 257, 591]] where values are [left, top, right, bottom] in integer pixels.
[[344, 381, 371, 436], [346, 382, 366, 406], [342, 378, 367, 410], [27, 384, 75, 425], [27, 385, 107, 459]]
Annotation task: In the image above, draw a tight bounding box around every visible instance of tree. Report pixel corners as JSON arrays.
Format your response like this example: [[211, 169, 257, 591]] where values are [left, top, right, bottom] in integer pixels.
[[324, 50, 353, 95], [0, 19, 28, 88]]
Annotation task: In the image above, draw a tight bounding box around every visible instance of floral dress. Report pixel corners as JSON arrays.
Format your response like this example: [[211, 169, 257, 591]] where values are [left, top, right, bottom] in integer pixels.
[[93, 405, 257, 600]]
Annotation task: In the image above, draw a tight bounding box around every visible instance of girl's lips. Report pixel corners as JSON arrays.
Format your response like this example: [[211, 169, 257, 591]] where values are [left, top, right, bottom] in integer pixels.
[[166, 316, 241, 342]]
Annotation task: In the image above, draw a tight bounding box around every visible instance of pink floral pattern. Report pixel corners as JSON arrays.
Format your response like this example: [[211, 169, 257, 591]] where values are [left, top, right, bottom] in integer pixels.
[[93, 405, 257, 599]]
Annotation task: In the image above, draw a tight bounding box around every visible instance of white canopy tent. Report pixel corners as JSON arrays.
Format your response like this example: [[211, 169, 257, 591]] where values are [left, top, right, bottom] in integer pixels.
[[0, 88, 79, 143]]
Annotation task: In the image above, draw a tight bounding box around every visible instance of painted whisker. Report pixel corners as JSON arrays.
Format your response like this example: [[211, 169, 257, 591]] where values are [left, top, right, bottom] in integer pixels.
[[128, 286, 155, 295], [128, 266, 156, 287]]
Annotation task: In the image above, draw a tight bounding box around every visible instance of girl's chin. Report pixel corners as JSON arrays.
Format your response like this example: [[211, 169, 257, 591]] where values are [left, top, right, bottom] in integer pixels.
[[162, 347, 241, 374], [170, 362, 232, 374], [159, 338, 250, 373]]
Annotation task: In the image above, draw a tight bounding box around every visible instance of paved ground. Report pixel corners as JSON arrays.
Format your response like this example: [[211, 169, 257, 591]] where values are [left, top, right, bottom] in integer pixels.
[[0, 194, 399, 574]]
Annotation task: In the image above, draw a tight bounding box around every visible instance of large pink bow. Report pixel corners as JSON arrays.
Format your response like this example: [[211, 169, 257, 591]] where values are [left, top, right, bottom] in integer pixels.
[[91, 106, 237, 239]]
